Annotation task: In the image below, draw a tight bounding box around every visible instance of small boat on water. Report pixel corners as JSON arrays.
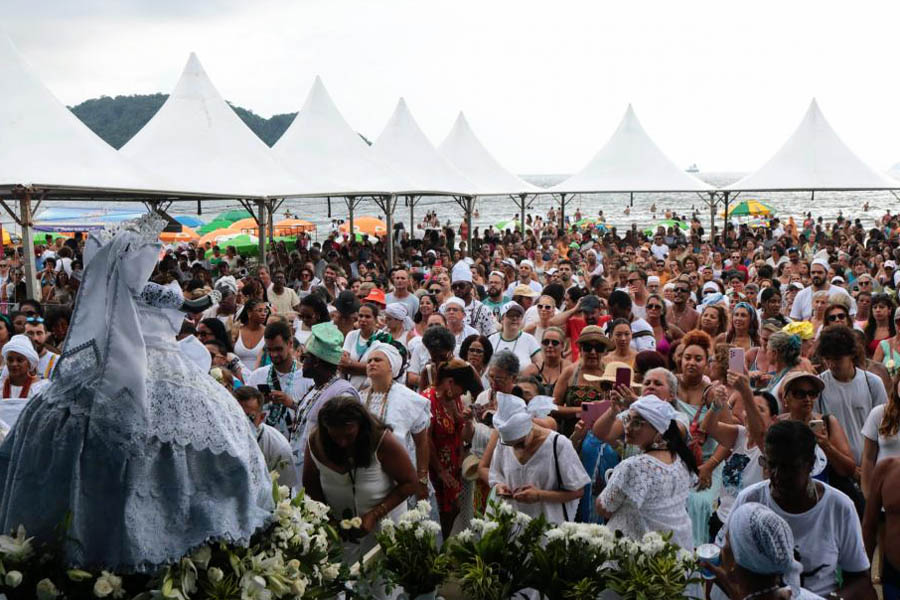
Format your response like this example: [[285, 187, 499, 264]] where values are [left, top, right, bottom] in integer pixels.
[[685, 163, 700, 173]]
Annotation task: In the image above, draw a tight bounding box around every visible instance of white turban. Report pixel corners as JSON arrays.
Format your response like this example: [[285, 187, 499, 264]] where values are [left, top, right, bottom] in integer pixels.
[[214, 275, 238, 296], [525, 395, 556, 418], [440, 297, 465, 313], [727, 502, 803, 581], [631, 394, 676, 434], [493, 392, 533, 443], [384, 303, 414, 331], [647, 275, 660, 286], [451, 260, 472, 283], [519, 259, 535, 270], [178, 335, 212, 374], [811, 258, 830, 271], [364, 341, 403, 379], [702, 281, 720, 294], [2, 335, 38, 370]]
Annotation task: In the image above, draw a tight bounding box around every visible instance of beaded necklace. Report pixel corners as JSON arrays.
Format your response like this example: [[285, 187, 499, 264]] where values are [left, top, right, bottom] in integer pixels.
[[365, 381, 394, 422], [290, 374, 340, 440]]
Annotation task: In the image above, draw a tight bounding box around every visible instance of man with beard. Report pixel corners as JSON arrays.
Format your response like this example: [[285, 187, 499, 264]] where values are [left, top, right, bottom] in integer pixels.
[[667, 274, 699, 333], [790, 258, 856, 321], [505, 259, 542, 297], [482, 271, 509, 319], [24, 317, 60, 379], [557, 259, 579, 290], [320, 262, 343, 302], [386, 268, 419, 318], [268, 269, 301, 317]]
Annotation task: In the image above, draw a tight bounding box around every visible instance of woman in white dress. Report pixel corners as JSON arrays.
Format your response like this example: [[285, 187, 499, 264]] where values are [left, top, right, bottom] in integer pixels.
[[382, 303, 416, 349], [362, 341, 431, 501], [303, 395, 417, 563], [233, 298, 268, 371], [597, 394, 698, 550], [341, 303, 379, 388], [0, 217, 271, 572], [0, 335, 48, 400], [488, 393, 589, 524]]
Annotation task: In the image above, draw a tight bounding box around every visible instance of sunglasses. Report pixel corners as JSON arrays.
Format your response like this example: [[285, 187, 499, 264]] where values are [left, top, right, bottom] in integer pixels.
[[537, 304, 554, 310], [674, 287, 690, 294], [646, 304, 663, 310], [627, 278, 641, 284], [826, 313, 847, 322], [542, 339, 561, 347], [579, 342, 607, 353], [25, 316, 43, 323], [789, 388, 819, 399]]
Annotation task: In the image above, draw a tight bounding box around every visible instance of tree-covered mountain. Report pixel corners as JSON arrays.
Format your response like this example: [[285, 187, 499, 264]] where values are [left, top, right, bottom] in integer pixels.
[[69, 93, 370, 149]]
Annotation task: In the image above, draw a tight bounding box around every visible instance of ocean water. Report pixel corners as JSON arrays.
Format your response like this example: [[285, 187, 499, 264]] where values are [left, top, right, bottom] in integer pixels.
[[10, 172, 893, 240]]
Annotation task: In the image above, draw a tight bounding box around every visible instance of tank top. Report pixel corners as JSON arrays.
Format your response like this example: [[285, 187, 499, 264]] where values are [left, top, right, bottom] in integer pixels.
[[235, 329, 265, 370], [560, 365, 604, 436]]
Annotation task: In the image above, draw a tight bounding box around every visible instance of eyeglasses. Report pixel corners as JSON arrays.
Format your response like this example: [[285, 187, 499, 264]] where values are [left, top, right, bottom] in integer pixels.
[[25, 316, 44, 323], [789, 388, 819, 399], [623, 415, 648, 429], [467, 347, 484, 354], [537, 304, 554, 310], [826, 313, 847, 322], [579, 342, 607, 354], [646, 304, 663, 310], [674, 287, 690, 294], [542, 339, 561, 347], [627, 278, 641, 284]]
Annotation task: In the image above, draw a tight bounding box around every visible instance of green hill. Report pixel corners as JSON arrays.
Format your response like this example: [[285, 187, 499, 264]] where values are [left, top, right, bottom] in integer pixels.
[[68, 93, 370, 149]]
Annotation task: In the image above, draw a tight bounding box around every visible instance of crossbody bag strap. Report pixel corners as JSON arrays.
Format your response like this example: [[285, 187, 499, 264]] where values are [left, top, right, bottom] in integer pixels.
[[552, 433, 569, 522]]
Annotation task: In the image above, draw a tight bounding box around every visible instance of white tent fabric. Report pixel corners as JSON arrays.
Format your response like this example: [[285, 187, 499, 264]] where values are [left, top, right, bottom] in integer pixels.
[[728, 99, 899, 191], [372, 99, 479, 197], [272, 76, 412, 195], [551, 105, 713, 194], [121, 53, 331, 198], [0, 35, 171, 195], [438, 112, 540, 196]]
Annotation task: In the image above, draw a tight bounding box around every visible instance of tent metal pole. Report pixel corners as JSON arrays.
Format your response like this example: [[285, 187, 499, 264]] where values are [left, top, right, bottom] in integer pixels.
[[381, 195, 396, 270], [721, 191, 730, 246], [559, 193, 568, 230], [467, 196, 475, 253], [18, 190, 38, 299], [327, 197, 332, 219], [267, 199, 275, 244], [197, 199, 202, 216], [520, 194, 527, 235], [630, 192, 634, 207], [708, 192, 716, 246], [256, 199, 266, 267], [346, 196, 356, 242]]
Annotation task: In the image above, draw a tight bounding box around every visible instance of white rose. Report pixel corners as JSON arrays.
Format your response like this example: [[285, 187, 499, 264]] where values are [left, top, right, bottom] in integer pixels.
[[4, 570, 22, 588], [322, 563, 340, 581], [93, 578, 113, 598], [339, 519, 353, 530], [191, 546, 212, 570], [349, 516, 363, 529], [207, 567, 224, 583], [291, 576, 308, 596], [36, 578, 60, 600]]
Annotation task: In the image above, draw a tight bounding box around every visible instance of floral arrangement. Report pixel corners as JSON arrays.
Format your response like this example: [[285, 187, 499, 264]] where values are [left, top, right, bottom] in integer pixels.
[[528, 522, 617, 600], [373, 500, 445, 598], [442, 501, 547, 600], [0, 482, 348, 599], [604, 530, 699, 600]]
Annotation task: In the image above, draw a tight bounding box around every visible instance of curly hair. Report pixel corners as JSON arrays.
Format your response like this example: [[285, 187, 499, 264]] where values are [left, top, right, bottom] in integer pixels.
[[767, 331, 801, 367], [700, 304, 728, 337], [681, 329, 713, 358]]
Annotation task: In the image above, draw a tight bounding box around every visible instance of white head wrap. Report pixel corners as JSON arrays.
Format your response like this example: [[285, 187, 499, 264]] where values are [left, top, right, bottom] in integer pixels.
[[525, 395, 556, 418], [519, 259, 535, 271], [631, 394, 676, 434], [451, 260, 472, 283], [364, 341, 403, 379], [2, 335, 38, 370], [702, 281, 720, 294], [488, 270, 505, 282], [384, 303, 414, 331], [493, 392, 533, 443], [214, 275, 238, 296], [647, 275, 660, 286], [811, 258, 830, 271], [178, 335, 212, 374], [440, 297, 465, 314], [727, 502, 803, 584]]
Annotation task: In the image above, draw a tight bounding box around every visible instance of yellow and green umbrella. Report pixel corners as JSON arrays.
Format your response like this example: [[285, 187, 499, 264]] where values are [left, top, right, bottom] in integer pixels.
[[726, 199, 775, 218]]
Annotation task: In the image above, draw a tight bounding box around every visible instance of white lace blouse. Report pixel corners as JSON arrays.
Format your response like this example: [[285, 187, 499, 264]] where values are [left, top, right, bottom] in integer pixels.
[[599, 453, 695, 550]]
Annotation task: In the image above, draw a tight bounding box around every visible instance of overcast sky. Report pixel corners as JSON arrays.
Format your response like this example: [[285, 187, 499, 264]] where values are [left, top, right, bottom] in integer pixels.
[[4, 0, 900, 174]]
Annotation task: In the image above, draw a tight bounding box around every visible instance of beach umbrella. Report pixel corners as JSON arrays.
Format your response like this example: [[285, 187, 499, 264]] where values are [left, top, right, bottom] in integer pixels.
[[197, 219, 233, 235], [726, 199, 775, 218], [643, 219, 689, 236], [160, 226, 200, 243], [174, 215, 205, 228], [198, 228, 244, 247], [494, 219, 532, 232], [217, 209, 253, 223], [339, 216, 387, 237], [574, 217, 608, 231], [227, 217, 260, 231], [228, 235, 297, 256], [274, 218, 316, 236]]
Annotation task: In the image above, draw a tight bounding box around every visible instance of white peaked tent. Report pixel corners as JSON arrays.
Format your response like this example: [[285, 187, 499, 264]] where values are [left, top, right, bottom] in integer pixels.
[[727, 99, 899, 192], [0, 35, 170, 196], [121, 53, 329, 200], [439, 112, 543, 233], [552, 104, 713, 194], [371, 99, 479, 262], [273, 76, 411, 195]]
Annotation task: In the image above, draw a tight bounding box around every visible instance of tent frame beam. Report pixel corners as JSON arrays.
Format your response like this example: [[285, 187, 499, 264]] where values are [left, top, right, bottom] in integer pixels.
[[372, 195, 398, 269], [451, 196, 476, 254]]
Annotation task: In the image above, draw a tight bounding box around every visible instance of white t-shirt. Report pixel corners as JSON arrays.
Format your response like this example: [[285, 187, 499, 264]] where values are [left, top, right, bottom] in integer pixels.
[[488, 331, 541, 368], [247, 364, 314, 439], [817, 368, 887, 463], [342, 329, 374, 389], [716, 425, 763, 522], [489, 431, 590, 524], [650, 243, 669, 260], [268, 287, 300, 316], [789, 284, 856, 321], [256, 423, 300, 488], [721, 481, 869, 596], [406, 337, 428, 378], [450, 324, 479, 356], [861, 404, 900, 462], [505, 279, 543, 298]]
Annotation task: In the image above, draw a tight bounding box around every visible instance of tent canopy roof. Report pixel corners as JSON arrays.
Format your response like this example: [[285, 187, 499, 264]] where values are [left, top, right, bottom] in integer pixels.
[[727, 99, 899, 192], [551, 105, 713, 194], [121, 53, 331, 199], [0, 35, 191, 198], [371, 99, 479, 197], [438, 112, 541, 196], [272, 76, 414, 196]]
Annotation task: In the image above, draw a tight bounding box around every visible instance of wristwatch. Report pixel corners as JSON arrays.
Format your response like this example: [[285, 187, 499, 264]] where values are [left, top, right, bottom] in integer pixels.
[[418, 474, 429, 486]]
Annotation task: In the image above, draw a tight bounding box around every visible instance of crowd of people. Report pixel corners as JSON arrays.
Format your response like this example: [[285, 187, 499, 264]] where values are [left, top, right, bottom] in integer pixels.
[[4, 206, 900, 599]]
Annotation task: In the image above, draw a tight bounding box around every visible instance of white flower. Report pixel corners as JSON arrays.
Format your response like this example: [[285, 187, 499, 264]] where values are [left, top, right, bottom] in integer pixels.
[[240, 574, 272, 600], [513, 512, 532, 526], [191, 546, 212, 570], [339, 519, 353, 530], [677, 548, 695, 566], [4, 570, 22, 588], [350, 516, 362, 528], [277, 485, 290, 499], [208, 567, 224, 583], [93, 578, 113, 598], [414, 527, 426, 539], [545, 528, 565, 542], [641, 531, 666, 555], [416, 499, 432, 514], [322, 562, 340, 581], [482, 521, 499, 534], [0, 524, 34, 561], [291, 576, 308, 596], [275, 501, 294, 522], [422, 520, 442, 536], [36, 578, 60, 600]]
